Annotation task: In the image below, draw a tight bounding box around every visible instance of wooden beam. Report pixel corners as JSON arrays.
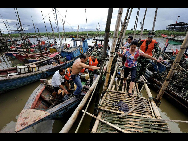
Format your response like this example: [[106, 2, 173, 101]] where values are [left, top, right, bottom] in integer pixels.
[[59, 75, 100, 133], [103, 8, 123, 91]]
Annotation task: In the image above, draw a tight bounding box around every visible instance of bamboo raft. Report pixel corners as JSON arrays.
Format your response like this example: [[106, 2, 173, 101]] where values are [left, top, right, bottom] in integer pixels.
[[91, 59, 170, 133]]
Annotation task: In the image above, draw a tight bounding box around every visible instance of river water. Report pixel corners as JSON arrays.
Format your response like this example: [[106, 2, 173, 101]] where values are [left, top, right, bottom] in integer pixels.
[[0, 36, 188, 133]]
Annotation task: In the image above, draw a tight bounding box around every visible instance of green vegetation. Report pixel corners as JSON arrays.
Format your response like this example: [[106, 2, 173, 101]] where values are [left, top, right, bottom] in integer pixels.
[[3, 30, 187, 38]]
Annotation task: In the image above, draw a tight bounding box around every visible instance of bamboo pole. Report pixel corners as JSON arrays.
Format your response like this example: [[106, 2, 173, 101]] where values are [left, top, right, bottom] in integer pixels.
[[108, 64, 118, 90], [122, 8, 133, 44], [103, 8, 123, 91], [156, 31, 188, 104], [152, 8, 158, 32], [102, 8, 113, 59], [141, 75, 161, 119], [59, 75, 100, 133], [116, 8, 130, 50], [133, 8, 140, 39], [140, 8, 147, 39], [82, 110, 130, 133], [144, 81, 161, 119]]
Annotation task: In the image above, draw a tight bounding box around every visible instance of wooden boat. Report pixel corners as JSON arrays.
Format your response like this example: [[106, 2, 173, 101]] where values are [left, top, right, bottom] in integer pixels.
[[0, 54, 74, 94], [60, 38, 88, 61], [0, 67, 17, 77], [15, 68, 92, 132], [0, 37, 89, 94], [145, 68, 188, 112]]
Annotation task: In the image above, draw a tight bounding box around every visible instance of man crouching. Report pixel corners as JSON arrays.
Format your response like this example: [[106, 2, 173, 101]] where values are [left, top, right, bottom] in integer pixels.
[[51, 67, 69, 100]]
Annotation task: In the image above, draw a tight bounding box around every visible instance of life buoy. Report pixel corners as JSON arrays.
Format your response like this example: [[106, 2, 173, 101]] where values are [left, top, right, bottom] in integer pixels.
[[80, 47, 83, 54], [67, 44, 70, 48]]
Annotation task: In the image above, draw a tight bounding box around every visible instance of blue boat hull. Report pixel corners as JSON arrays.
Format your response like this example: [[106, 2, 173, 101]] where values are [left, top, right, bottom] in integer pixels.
[[60, 39, 88, 60], [0, 61, 74, 94]]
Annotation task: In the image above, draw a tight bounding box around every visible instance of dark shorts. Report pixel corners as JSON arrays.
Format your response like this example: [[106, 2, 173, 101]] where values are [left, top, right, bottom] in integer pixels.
[[53, 87, 60, 93], [124, 67, 137, 82]]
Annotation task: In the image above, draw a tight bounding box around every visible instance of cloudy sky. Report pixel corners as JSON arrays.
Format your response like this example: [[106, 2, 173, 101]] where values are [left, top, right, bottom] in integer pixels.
[[0, 8, 188, 34]]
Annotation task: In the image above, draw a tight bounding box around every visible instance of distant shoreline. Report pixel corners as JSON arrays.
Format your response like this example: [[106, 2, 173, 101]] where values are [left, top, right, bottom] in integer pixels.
[[2, 30, 187, 38]]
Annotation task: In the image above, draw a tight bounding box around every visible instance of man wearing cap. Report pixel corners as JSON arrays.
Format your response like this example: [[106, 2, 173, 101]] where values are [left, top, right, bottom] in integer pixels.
[[120, 36, 133, 54], [139, 35, 158, 57], [88, 52, 98, 72]]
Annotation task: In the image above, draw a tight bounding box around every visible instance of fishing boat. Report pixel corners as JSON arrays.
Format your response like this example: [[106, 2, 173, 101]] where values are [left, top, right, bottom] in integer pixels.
[[143, 42, 188, 112], [60, 37, 88, 61], [166, 37, 183, 45], [15, 59, 98, 132], [0, 53, 74, 94]]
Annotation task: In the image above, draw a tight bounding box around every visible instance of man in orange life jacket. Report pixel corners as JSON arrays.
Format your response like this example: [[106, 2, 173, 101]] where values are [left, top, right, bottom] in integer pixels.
[[64, 67, 72, 91], [140, 35, 158, 56], [88, 53, 98, 72]]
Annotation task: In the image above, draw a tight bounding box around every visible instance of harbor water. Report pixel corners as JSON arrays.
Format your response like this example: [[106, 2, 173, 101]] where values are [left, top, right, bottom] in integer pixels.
[[0, 36, 188, 133]]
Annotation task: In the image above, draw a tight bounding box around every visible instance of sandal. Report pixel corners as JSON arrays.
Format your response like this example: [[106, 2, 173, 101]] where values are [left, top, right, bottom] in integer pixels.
[[128, 93, 133, 97]]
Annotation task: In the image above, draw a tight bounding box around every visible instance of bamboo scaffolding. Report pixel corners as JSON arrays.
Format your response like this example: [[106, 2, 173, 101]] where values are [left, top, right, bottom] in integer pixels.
[[156, 31, 188, 103], [59, 75, 101, 133], [103, 8, 123, 91]]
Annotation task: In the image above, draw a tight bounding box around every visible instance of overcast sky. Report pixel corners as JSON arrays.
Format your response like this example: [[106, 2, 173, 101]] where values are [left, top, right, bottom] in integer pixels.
[[0, 8, 188, 34]]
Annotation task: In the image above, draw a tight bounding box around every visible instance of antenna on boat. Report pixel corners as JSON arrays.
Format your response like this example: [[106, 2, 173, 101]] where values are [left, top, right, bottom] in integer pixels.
[[77, 25, 79, 38], [41, 10, 48, 38], [48, 16, 55, 44], [85, 8, 88, 39], [176, 15, 180, 24], [53, 8, 61, 46], [13, 8, 24, 37]]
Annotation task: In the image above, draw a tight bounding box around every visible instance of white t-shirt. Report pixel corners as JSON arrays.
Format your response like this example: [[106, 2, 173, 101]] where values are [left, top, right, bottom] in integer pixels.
[[124, 42, 130, 47], [51, 70, 64, 87]]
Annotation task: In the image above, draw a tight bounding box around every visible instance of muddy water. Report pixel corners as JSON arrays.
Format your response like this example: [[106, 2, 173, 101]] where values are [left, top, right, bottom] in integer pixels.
[[0, 36, 188, 133]]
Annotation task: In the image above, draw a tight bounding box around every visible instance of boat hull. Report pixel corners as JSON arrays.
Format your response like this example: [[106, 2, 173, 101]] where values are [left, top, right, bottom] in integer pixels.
[[15, 83, 81, 132], [0, 61, 73, 94]]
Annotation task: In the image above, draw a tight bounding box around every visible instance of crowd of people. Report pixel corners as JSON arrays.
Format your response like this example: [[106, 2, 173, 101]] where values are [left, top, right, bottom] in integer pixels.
[[50, 35, 162, 100]]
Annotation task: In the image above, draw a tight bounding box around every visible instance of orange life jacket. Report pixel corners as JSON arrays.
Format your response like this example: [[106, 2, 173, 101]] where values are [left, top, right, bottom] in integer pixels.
[[88, 56, 98, 71], [65, 68, 71, 80], [80, 68, 85, 73], [140, 39, 156, 56]]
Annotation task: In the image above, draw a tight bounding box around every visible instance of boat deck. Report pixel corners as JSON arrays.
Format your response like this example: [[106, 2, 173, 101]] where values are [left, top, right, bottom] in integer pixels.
[[92, 90, 170, 133], [91, 58, 170, 133]]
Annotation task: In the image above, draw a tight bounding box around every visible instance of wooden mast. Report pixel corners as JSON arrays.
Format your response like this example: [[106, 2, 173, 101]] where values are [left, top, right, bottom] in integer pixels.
[[140, 8, 147, 39], [103, 8, 123, 91], [155, 31, 188, 104], [152, 8, 158, 32], [116, 8, 130, 50], [122, 8, 133, 45], [133, 8, 140, 39]]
